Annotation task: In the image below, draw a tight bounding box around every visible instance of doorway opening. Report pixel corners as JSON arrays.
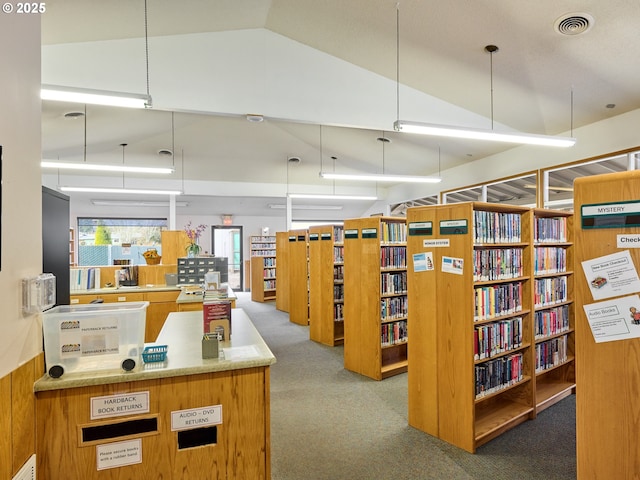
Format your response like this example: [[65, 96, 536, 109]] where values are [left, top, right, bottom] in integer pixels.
[[211, 225, 243, 291]]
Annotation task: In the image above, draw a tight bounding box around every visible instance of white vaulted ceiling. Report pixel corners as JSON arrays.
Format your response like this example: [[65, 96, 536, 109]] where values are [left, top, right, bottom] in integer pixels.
[[39, 0, 640, 218]]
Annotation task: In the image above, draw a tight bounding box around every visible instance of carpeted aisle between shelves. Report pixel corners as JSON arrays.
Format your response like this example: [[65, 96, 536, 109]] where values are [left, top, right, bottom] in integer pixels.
[[235, 292, 576, 480]]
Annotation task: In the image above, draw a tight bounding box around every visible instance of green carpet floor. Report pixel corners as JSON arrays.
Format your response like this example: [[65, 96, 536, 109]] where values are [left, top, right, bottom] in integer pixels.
[[236, 292, 576, 480]]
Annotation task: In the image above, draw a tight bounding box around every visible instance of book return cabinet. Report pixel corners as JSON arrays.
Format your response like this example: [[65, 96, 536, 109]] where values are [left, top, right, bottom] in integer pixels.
[[406, 202, 575, 453], [343, 217, 408, 380]]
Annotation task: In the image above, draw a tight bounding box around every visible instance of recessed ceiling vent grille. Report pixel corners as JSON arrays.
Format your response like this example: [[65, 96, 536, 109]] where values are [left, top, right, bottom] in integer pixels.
[[554, 13, 594, 36]]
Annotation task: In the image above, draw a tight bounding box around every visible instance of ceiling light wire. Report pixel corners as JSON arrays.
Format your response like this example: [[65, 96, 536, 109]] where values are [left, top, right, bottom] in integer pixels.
[[396, 2, 400, 124], [83, 104, 87, 163], [485, 45, 498, 130], [144, 0, 151, 106], [171, 111, 175, 167]]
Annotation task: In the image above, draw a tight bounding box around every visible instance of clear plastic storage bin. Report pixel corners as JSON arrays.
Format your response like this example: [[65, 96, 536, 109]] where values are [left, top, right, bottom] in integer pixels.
[[42, 301, 149, 378]]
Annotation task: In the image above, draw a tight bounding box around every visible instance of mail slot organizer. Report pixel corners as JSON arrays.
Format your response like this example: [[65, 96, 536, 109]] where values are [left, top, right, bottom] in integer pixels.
[[43, 301, 149, 378]]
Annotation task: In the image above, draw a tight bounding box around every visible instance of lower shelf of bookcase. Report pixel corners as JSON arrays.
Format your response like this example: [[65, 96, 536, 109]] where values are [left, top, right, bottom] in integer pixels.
[[381, 359, 408, 379], [475, 399, 534, 450], [535, 380, 575, 414]]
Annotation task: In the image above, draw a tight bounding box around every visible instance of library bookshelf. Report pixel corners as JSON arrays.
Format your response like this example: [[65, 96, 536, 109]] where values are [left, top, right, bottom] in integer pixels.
[[407, 202, 537, 453], [309, 225, 345, 346], [288, 229, 309, 326], [344, 217, 408, 380], [574, 170, 640, 479], [275, 231, 290, 312], [530, 208, 575, 414], [250, 235, 277, 257], [250, 255, 276, 302], [249, 235, 277, 302]]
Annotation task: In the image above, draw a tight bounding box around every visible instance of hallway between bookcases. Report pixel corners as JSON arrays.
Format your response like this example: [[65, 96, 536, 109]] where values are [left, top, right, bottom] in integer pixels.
[[235, 292, 577, 480]]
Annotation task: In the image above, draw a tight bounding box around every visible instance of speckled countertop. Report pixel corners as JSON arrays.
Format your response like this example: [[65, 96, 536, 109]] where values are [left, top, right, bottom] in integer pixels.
[[71, 285, 181, 295], [34, 309, 276, 392]]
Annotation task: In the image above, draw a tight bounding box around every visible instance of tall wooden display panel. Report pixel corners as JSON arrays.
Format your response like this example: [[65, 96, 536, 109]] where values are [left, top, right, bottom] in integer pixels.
[[275, 231, 290, 312], [406, 203, 535, 453], [530, 208, 575, 413], [309, 225, 345, 346], [343, 217, 408, 380], [288, 229, 309, 326], [573, 170, 640, 479]]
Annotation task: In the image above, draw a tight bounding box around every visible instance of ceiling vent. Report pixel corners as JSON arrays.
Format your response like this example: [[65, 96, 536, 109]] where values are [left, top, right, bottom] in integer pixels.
[[554, 13, 594, 36]]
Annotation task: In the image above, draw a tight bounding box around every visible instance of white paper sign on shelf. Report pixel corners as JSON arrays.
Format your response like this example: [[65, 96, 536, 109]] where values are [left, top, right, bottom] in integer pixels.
[[581, 250, 640, 301], [582, 294, 640, 343]]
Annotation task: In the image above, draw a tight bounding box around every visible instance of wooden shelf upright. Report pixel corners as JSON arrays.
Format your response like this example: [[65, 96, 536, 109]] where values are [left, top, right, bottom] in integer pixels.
[[406, 202, 535, 453], [275, 231, 290, 312], [574, 170, 640, 479], [343, 217, 408, 380], [309, 225, 345, 346], [288, 229, 309, 326]]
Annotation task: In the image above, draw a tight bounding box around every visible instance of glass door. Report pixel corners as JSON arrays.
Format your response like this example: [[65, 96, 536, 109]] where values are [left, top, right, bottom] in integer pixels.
[[211, 225, 243, 290]]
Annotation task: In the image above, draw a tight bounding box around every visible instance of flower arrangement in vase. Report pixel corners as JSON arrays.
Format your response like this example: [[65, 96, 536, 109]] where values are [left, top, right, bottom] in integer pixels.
[[184, 221, 207, 257]]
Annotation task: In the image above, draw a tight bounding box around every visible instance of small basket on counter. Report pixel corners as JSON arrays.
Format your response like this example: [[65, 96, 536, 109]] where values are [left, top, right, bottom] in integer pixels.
[[142, 345, 168, 363]]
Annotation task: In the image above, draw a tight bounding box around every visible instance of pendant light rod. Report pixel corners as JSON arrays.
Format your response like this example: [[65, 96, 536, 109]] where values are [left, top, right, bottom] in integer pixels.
[[486, 44, 498, 130]]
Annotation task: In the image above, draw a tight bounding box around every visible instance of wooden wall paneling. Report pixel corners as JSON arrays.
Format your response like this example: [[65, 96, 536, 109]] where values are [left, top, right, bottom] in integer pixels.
[[0, 372, 11, 479], [161, 230, 190, 266]]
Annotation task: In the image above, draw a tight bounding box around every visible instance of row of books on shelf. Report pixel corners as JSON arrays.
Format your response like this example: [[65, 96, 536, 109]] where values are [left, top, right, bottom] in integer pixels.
[[534, 216, 568, 243], [473, 210, 522, 244], [334, 246, 344, 263], [534, 247, 567, 275], [70, 267, 101, 291], [381, 271, 407, 295], [380, 246, 407, 269], [262, 257, 276, 267], [334, 284, 344, 301], [263, 268, 276, 279], [334, 303, 344, 322], [535, 335, 569, 372], [534, 276, 568, 307], [474, 317, 523, 361], [381, 320, 407, 346], [380, 221, 407, 244], [475, 352, 524, 399], [263, 279, 276, 290], [534, 304, 570, 339], [251, 249, 276, 257], [473, 248, 524, 282], [474, 281, 524, 321], [381, 296, 408, 321], [333, 226, 344, 243], [334, 265, 344, 281]]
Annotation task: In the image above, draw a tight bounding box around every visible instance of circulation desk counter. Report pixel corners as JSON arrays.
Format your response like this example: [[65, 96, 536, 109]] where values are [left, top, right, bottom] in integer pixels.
[[34, 309, 276, 480]]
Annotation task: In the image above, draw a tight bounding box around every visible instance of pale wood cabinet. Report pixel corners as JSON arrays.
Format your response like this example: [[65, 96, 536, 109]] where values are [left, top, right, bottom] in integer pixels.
[[343, 217, 408, 380], [309, 225, 344, 346]]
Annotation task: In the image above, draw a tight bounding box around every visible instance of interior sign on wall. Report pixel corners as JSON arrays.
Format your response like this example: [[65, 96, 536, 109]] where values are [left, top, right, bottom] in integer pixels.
[[321, 233, 332, 240], [617, 234, 640, 248], [171, 405, 223, 431], [582, 200, 640, 229], [440, 219, 468, 235], [309, 233, 319, 241], [423, 239, 450, 248], [91, 392, 150, 420], [345, 229, 359, 239], [362, 228, 378, 239]]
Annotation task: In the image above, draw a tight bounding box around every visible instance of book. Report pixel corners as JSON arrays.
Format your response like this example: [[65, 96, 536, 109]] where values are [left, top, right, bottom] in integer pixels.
[[203, 300, 232, 336]]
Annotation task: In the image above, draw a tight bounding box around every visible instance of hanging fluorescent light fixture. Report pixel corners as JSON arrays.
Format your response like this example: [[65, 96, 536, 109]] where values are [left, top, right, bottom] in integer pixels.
[[59, 186, 182, 195], [42, 160, 174, 174], [288, 193, 377, 201], [320, 171, 441, 183], [41, 85, 152, 109], [393, 120, 576, 147]]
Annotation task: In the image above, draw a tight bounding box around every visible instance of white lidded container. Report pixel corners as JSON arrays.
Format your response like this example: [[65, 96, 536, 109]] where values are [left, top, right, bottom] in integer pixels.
[[42, 301, 149, 378]]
